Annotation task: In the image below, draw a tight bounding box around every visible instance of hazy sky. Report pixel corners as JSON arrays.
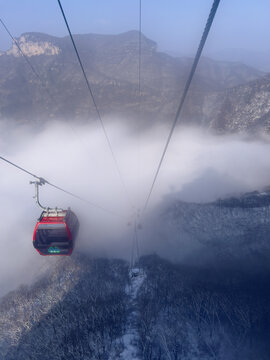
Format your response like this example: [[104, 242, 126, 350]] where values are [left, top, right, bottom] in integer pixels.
[[1, 0, 270, 56]]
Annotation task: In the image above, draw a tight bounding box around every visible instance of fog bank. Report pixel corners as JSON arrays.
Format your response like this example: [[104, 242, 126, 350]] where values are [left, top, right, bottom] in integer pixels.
[[1, 120, 270, 295]]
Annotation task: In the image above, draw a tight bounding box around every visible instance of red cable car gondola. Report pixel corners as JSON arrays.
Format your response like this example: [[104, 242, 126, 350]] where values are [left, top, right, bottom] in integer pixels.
[[33, 209, 79, 256], [31, 180, 79, 256]]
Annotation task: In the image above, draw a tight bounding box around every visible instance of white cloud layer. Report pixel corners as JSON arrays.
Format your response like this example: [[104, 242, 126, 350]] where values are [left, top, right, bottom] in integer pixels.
[[0, 120, 270, 295]]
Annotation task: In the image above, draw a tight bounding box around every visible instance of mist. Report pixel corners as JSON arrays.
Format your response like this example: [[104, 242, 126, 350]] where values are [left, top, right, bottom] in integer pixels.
[[1, 119, 270, 296]]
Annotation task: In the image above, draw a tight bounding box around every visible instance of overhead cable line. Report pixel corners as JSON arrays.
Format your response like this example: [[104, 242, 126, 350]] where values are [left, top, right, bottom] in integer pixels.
[[0, 18, 55, 103], [138, 0, 142, 98], [130, 218, 140, 268], [132, 0, 143, 267], [0, 155, 123, 217], [144, 0, 221, 210], [56, 0, 132, 208], [0, 17, 88, 143]]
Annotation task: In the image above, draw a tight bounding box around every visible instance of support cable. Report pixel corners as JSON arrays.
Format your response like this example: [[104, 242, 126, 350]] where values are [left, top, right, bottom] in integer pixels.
[[0, 18, 55, 103], [0, 15, 129, 207], [0, 155, 123, 217], [138, 0, 142, 98], [56, 0, 132, 207], [144, 0, 221, 210], [0, 17, 93, 144], [130, 218, 140, 268], [132, 0, 143, 267]]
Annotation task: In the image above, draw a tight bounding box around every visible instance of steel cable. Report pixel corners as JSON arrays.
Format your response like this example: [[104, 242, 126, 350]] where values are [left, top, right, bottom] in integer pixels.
[[56, 0, 133, 208], [0, 155, 123, 217], [0, 18, 55, 103], [144, 0, 221, 210]]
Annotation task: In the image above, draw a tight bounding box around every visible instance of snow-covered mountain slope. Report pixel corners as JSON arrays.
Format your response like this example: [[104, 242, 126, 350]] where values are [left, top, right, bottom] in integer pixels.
[[136, 255, 270, 360], [203, 74, 270, 133], [0, 256, 129, 360], [1, 190, 270, 359], [143, 190, 270, 267]]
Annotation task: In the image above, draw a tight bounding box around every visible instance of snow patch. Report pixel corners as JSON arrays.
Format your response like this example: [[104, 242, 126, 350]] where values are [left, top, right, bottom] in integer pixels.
[[110, 268, 146, 360]]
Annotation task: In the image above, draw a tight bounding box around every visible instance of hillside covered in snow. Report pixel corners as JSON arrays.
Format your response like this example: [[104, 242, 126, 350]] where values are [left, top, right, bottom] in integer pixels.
[[1, 190, 270, 360]]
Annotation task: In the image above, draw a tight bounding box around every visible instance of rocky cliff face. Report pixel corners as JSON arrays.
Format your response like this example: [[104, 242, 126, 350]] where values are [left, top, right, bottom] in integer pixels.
[[4, 33, 61, 57], [0, 31, 266, 131]]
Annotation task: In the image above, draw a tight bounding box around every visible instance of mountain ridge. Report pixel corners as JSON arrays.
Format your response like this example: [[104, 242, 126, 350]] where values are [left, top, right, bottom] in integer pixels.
[[0, 31, 266, 131]]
